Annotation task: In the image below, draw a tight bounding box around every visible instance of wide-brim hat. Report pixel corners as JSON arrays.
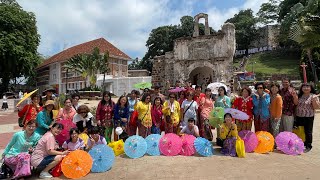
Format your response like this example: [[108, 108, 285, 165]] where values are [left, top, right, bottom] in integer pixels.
[[43, 100, 55, 107], [43, 87, 56, 93]]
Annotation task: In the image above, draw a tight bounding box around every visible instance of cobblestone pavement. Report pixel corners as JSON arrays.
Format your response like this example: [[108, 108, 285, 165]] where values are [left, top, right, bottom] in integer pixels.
[[1, 102, 319, 179]]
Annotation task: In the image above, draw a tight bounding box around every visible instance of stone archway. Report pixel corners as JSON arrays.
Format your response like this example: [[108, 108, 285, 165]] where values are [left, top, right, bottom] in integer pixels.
[[189, 67, 214, 89]]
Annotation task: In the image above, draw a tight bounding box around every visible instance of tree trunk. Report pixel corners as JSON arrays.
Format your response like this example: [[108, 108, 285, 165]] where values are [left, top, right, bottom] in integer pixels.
[[0, 76, 10, 93], [307, 48, 318, 83]]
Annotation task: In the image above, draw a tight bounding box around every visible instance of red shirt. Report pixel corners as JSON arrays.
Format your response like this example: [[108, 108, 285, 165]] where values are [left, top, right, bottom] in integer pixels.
[[232, 96, 254, 122]]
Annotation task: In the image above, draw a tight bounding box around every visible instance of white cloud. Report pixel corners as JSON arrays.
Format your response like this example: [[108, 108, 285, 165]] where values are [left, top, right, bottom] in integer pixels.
[[17, 0, 268, 59]]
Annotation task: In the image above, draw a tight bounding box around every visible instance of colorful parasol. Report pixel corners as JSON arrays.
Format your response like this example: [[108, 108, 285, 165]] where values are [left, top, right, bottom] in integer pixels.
[[238, 130, 258, 153], [168, 87, 185, 93], [159, 133, 182, 156], [134, 82, 152, 89], [61, 150, 93, 179], [124, 135, 147, 159], [224, 108, 249, 120], [89, 144, 115, 172], [16, 89, 38, 106], [108, 139, 125, 156], [55, 119, 76, 146], [254, 131, 274, 154], [275, 132, 304, 155], [207, 82, 227, 94], [180, 134, 196, 156], [194, 137, 213, 157], [145, 134, 161, 156], [208, 107, 225, 128]]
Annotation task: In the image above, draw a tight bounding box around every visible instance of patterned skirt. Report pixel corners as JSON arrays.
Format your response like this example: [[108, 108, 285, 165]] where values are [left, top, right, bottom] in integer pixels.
[[221, 137, 237, 157], [4, 152, 32, 179]]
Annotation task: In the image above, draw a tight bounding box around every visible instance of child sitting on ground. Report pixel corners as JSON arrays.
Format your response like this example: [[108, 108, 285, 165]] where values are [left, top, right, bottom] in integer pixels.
[[180, 118, 200, 137]]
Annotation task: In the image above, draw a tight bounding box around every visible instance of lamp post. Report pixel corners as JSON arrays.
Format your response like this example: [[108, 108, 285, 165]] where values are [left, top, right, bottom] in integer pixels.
[[300, 62, 307, 83]]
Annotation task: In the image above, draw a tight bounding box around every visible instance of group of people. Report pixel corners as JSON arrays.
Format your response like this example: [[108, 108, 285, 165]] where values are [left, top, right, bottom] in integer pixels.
[[1, 78, 320, 179]]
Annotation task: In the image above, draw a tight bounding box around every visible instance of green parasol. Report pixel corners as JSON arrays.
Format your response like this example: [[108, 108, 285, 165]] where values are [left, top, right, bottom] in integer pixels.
[[134, 82, 152, 89], [208, 107, 225, 128]]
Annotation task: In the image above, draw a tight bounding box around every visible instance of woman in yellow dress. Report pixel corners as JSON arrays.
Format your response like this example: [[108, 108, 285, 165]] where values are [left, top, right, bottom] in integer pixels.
[[220, 113, 238, 157], [134, 93, 152, 138], [162, 93, 180, 134]]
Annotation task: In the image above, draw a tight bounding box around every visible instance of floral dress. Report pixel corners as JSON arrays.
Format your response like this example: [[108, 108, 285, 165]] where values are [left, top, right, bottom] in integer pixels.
[[96, 101, 115, 143]]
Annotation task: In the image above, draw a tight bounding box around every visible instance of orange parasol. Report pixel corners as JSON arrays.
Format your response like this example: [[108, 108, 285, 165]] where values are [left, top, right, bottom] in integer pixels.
[[61, 150, 93, 179], [254, 131, 274, 154], [16, 89, 38, 106]]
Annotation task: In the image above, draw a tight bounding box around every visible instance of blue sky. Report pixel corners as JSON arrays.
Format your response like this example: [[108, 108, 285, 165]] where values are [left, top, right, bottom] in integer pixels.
[[17, 0, 268, 60]]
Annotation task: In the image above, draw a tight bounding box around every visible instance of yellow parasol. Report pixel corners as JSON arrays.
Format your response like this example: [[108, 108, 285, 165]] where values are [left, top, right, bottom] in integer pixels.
[[108, 140, 125, 156], [16, 89, 38, 106]]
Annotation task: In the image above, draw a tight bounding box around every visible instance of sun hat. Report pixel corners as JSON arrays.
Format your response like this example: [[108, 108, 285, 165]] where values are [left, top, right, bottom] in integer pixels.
[[43, 100, 55, 107]]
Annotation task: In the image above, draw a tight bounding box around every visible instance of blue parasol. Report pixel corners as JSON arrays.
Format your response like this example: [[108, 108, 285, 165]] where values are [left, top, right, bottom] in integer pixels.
[[89, 144, 115, 172], [124, 135, 147, 159], [145, 134, 161, 156], [194, 137, 213, 157]]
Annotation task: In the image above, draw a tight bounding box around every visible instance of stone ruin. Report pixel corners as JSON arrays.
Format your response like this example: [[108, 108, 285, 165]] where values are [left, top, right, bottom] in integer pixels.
[[151, 13, 236, 89]]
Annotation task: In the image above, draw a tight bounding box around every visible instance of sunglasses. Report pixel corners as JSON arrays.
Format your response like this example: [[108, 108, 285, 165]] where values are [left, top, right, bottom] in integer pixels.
[[257, 87, 264, 89], [169, 96, 175, 98], [187, 94, 193, 96]]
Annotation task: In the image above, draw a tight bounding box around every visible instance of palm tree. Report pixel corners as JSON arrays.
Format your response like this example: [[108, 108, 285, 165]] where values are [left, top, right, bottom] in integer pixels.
[[91, 47, 110, 91], [288, 0, 320, 82]]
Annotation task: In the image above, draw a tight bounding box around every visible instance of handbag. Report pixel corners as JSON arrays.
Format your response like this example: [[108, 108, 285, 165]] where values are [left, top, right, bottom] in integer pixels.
[[129, 110, 139, 127], [235, 136, 246, 158], [293, 126, 306, 142], [51, 160, 63, 177], [204, 119, 213, 141], [18, 104, 31, 127]]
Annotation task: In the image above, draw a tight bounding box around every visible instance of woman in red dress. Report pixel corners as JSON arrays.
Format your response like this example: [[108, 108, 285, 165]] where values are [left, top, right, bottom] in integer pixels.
[[232, 87, 254, 132], [18, 94, 42, 127]]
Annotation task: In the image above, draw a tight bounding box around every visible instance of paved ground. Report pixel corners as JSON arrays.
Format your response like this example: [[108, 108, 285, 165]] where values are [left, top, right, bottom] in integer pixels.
[[1, 99, 320, 179]]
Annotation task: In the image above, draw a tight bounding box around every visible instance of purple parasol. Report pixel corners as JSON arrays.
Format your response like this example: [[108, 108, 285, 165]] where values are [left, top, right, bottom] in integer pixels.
[[238, 130, 258, 153], [275, 132, 304, 155], [224, 108, 249, 120], [168, 87, 185, 93]]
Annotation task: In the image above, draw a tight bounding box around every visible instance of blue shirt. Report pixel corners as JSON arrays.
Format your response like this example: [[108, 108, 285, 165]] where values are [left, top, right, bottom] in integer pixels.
[[36, 110, 53, 135], [252, 93, 270, 120], [3, 131, 41, 157]]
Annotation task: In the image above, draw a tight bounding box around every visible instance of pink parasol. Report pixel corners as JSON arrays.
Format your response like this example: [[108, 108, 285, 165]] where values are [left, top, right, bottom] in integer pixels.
[[169, 87, 185, 93], [275, 132, 304, 155], [238, 130, 258, 152], [56, 119, 76, 146], [224, 108, 249, 120], [159, 133, 182, 156], [180, 134, 196, 156]]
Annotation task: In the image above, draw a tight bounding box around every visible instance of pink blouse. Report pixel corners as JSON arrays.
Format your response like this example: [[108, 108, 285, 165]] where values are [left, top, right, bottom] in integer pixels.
[[57, 107, 77, 121], [199, 97, 214, 119]]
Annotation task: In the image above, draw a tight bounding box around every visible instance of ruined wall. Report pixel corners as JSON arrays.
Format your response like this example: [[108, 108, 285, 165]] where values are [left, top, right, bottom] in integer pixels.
[[152, 14, 236, 87]]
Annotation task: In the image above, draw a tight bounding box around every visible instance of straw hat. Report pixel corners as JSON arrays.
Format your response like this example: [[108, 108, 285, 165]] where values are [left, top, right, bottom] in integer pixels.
[[43, 100, 55, 107]]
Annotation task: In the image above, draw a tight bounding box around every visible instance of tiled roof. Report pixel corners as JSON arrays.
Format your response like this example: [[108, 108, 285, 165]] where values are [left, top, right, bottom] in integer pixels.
[[38, 38, 131, 68]]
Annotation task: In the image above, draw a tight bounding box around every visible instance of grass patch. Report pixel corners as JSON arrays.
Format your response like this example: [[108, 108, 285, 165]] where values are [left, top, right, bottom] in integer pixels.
[[233, 50, 300, 76]]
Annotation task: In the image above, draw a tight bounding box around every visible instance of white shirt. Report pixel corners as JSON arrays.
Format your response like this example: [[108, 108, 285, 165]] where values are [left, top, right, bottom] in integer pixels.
[[181, 100, 198, 125]]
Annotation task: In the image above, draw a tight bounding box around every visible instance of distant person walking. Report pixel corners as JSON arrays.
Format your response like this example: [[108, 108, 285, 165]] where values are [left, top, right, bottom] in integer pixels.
[[2, 94, 8, 111]]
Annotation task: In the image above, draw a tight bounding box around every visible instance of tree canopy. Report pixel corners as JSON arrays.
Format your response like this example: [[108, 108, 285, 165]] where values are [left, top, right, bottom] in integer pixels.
[[225, 9, 258, 50], [139, 15, 215, 72], [0, 0, 40, 93], [257, 0, 280, 25]]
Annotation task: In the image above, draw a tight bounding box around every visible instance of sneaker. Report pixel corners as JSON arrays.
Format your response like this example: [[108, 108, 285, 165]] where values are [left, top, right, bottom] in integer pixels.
[[39, 171, 52, 179], [304, 147, 312, 153]]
